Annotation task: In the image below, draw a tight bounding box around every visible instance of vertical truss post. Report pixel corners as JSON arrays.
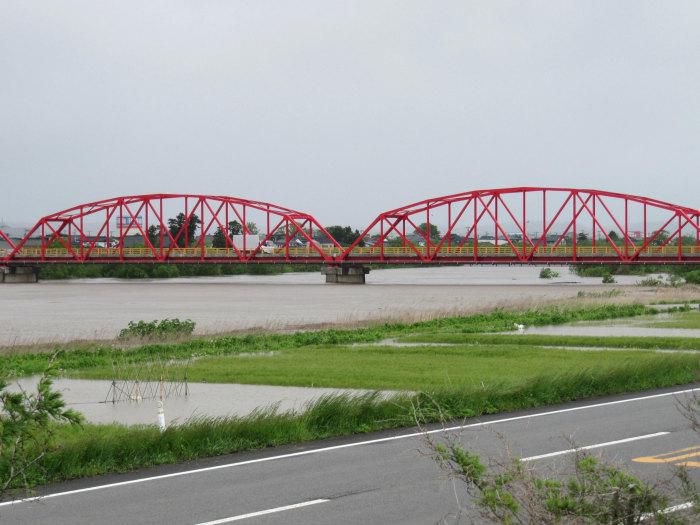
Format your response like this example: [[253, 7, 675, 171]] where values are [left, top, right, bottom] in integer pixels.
[[495, 196, 499, 249], [184, 197, 189, 249], [80, 207, 85, 260], [473, 198, 478, 262], [159, 198, 164, 259], [678, 214, 682, 260], [119, 202, 124, 261], [625, 198, 630, 258], [643, 203, 647, 256], [522, 190, 526, 257], [380, 220, 384, 260], [106, 208, 111, 256], [41, 222, 46, 261], [592, 194, 596, 253], [447, 202, 452, 250], [200, 199, 205, 260], [542, 190, 546, 249], [285, 221, 289, 260], [426, 202, 431, 257], [572, 192, 577, 262], [243, 204, 247, 254]]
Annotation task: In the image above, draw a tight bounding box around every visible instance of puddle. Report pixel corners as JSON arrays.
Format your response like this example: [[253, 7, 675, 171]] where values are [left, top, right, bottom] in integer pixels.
[[9, 376, 390, 426], [521, 325, 700, 338]]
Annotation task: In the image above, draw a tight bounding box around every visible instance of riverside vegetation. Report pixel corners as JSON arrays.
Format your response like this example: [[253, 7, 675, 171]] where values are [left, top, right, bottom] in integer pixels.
[[1, 303, 700, 491]]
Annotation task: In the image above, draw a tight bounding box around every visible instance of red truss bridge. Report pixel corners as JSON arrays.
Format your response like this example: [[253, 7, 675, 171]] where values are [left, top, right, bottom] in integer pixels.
[[1, 189, 699, 278]]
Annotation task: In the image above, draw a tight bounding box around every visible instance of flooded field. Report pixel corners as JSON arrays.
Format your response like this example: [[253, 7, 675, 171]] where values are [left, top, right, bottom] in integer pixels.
[[523, 308, 700, 338], [10, 375, 379, 426], [1, 266, 691, 346]]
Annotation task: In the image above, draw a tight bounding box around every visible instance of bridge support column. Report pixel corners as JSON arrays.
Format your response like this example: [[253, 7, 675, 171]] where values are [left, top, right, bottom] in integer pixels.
[[322, 264, 370, 284], [1, 266, 39, 283]]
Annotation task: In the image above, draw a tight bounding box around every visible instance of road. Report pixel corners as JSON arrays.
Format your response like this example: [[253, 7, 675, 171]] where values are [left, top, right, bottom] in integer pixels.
[[2, 385, 700, 524]]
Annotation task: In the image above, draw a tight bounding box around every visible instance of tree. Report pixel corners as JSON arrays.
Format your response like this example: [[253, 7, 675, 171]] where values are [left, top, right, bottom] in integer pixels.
[[1, 356, 82, 497], [577, 232, 588, 243], [325, 225, 365, 247], [245, 222, 259, 235], [608, 230, 619, 242], [650, 229, 669, 247], [415, 223, 441, 242], [212, 221, 243, 248], [146, 225, 160, 247], [167, 213, 201, 248]]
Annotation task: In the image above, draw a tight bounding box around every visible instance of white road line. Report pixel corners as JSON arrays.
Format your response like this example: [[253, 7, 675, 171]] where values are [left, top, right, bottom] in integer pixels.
[[1, 386, 697, 508], [195, 499, 329, 524], [521, 432, 670, 461], [641, 501, 694, 521]]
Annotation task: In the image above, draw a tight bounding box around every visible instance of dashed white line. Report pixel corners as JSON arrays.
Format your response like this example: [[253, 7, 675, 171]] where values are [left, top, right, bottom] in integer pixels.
[[195, 499, 329, 524], [521, 432, 670, 461], [0, 386, 696, 508]]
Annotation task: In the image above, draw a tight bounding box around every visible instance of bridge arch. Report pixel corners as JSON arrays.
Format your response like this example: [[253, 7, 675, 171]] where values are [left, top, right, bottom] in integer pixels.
[[340, 187, 700, 264], [1, 194, 341, 264]]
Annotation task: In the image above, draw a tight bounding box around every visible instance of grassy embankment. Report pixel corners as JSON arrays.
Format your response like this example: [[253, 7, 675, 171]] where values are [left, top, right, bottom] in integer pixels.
[[640, 309, 700, 329], [572, 263, 700, 284], [3, 303, 700, 488], [38, 262, 322, 280]]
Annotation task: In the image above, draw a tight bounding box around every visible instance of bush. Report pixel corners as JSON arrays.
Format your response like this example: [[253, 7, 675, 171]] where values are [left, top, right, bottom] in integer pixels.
[[539, 267, 559, 279], [117, 318, 196, 340], [685, 270, 700, 285], [153, 265, 180, 278], [601, 273, 616, 284], [637, 276, 663, 287]]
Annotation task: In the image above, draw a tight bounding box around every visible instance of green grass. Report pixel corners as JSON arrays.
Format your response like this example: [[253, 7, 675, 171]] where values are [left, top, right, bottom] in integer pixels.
[[4, 302, 699, 490], [8, 356, 700, 488], [70, 344, 700, 390], [397, 333, 700, 351], [0, 303, 656, 378], [643, 310, 700, 329]]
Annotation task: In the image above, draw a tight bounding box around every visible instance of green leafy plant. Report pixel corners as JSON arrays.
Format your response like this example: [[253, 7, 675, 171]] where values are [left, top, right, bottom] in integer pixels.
[[429, 440, 686, 524], [118, 319, 196, 340], [0, 356, 82, 495], [638, 276, 664, 287], [539, 267, 560, 279], [602, 273, 616, 284]]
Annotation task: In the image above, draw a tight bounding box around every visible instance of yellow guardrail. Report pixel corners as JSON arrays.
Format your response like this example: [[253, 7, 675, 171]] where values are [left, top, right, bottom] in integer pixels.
[[12, 244, 700, 258]]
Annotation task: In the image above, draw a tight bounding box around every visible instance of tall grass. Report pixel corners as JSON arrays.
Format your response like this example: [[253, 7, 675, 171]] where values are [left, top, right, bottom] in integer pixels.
[[399, 333, 700, 351], [0, 303, 656, 378], [7, 356, 699, 488]]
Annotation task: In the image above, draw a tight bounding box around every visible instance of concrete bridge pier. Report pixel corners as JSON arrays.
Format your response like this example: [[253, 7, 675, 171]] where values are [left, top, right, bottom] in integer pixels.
[[322, 264, 370, 284], [0, 266, 39, 283]]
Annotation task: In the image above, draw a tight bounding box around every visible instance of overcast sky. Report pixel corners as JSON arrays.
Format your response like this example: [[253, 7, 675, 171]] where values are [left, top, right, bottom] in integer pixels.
[[1, 1, 698, 228]]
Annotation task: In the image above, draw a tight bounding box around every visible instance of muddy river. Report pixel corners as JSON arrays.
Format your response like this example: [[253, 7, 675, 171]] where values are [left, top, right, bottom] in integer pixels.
[[0, 266, 689, 345]]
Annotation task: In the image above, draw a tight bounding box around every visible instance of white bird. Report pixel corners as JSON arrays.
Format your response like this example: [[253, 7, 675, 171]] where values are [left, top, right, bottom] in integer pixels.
[[514, 323, 525, 333]]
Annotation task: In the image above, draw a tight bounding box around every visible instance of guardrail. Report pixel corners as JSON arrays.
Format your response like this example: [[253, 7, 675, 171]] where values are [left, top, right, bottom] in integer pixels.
[[9, 244, 700, 259]]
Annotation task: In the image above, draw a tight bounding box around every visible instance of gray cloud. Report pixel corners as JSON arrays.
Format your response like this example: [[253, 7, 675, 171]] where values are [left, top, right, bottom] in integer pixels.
[[1, 1, 698, 228]]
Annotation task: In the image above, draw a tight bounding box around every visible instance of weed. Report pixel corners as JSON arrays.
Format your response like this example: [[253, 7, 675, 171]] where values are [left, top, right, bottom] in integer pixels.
[[118, 319, 196, 340]]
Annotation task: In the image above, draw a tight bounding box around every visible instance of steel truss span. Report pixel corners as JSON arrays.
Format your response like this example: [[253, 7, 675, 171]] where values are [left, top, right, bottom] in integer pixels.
[[342, 187, 700, 265], [1, 188, 699, 266], [0, 194, 341, 264]]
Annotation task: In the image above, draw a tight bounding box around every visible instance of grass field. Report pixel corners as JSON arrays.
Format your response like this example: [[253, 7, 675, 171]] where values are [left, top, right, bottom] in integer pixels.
[[73, 344, 699, 390], [4, 302, 700, 489], [643, 309, 700, 329]]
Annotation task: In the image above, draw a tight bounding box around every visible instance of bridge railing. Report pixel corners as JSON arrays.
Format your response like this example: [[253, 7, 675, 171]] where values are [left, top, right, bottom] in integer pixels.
[[9, 244, 700, 260]]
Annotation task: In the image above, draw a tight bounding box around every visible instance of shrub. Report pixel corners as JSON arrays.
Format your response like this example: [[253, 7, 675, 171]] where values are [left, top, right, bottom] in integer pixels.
[[117, 318, 196, 340], [685, 270, 700, 285], [637, 276, 663, 287], [539, 267, 559, 279], [601, 273, 616, 284]]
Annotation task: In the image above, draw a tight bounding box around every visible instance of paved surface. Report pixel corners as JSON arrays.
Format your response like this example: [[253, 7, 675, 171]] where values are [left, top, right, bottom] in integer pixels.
[[2, 385, 700, 524]]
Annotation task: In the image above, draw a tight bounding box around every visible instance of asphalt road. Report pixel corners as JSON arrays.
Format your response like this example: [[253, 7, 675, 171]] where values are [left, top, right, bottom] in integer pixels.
[[3, 385, 700, 524]]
